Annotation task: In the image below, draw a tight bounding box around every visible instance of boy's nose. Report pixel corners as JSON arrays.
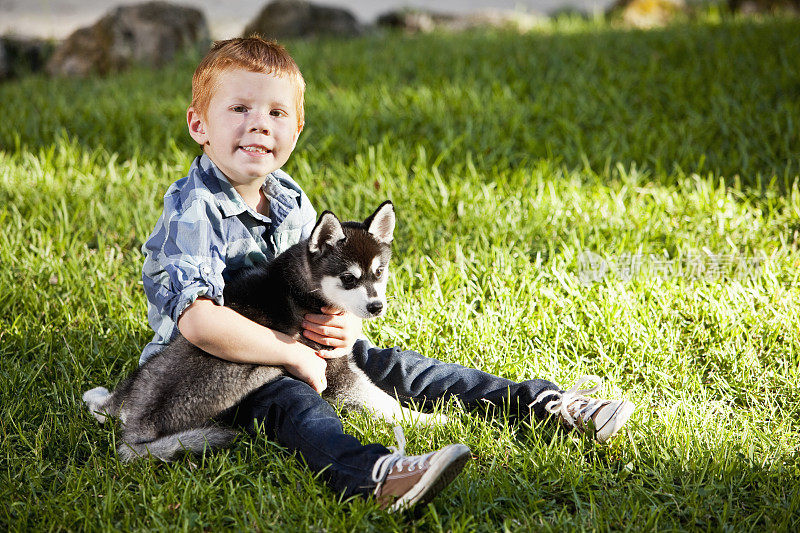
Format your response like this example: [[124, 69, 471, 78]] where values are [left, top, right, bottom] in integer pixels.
[[248, 113, 271, 134]]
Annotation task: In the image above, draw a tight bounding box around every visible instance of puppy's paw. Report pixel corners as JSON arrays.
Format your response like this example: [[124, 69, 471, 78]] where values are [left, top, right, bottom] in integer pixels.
[[83, 386, 111, 423]]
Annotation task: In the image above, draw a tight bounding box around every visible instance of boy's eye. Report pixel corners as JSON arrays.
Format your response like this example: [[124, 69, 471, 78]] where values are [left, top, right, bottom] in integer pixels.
[[270, 109, 287, 117], [231, 105, 247, 113]]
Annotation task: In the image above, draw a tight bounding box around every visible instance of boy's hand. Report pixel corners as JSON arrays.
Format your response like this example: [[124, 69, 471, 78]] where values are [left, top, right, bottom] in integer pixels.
[[302, 306, 362, 358], [284, 346, 328, 393]]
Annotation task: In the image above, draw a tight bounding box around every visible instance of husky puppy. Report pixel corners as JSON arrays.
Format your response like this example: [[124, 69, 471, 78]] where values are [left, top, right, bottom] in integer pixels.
[[84, 201, 442, 462]]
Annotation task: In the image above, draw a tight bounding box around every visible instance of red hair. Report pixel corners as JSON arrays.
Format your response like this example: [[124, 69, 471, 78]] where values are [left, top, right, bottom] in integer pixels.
[[191, 36, 305, 126]]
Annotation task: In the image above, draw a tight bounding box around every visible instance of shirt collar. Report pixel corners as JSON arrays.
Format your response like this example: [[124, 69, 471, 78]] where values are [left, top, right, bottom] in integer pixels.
[[195, 154, 299, 225]]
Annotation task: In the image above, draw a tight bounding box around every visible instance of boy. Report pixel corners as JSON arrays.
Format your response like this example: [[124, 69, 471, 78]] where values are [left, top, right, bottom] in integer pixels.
[[141, 36, 634, 511]]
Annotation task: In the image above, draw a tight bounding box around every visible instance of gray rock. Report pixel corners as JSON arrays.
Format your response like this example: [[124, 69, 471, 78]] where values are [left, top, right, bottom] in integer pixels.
[[463, 10, 543, 32], [46, 1, 210, 77], [376, 9, 459, 33], [0, 36, 55, 81], [376, 8, 542, 34], [243, 0, 363, 40], [0, 41, 7, 81]]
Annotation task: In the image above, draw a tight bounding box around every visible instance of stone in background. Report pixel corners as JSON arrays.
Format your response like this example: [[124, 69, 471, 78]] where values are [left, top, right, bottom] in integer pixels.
[[242, 0, 363, 39], [376, 8, 543, 33], [46, 1, 210, 77], [0, 36, 55, 81]]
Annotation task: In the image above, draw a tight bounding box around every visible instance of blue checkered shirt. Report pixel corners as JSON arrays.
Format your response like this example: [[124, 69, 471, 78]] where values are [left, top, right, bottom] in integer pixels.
[[140, 154, 317, 363]]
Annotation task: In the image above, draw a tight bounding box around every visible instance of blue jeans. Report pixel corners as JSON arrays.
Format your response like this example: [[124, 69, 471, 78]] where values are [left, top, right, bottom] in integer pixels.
[[227, 340, 560, 497]]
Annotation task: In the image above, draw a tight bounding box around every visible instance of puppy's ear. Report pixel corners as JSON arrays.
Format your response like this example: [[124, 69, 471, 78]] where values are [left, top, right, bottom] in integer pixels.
[[308, 211, 345, 254], [365, 201, 395, 244]]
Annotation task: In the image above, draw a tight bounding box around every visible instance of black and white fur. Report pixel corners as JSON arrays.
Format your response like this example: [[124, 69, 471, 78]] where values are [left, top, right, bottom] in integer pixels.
[[83, 201, 443, 462]]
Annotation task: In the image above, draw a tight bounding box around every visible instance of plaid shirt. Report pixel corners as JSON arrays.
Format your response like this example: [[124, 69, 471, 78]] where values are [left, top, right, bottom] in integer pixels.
[[140, 154, 317, 363]]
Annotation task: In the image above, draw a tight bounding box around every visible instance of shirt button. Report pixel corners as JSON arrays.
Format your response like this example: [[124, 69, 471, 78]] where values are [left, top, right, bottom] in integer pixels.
[[201, 265, 211, 275]]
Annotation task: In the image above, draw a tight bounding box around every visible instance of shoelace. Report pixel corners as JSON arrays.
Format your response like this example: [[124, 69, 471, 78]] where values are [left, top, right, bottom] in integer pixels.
[[371, 426, 431, 485], [532, 375, 606, 429]]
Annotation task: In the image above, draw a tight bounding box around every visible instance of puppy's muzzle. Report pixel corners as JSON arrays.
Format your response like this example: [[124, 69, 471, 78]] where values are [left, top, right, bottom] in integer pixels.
[[366, 300, 384, 316]]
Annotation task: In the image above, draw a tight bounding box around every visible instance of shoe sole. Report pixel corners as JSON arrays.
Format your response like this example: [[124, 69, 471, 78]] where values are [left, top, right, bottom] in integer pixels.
[[387, 444, 471, 512]]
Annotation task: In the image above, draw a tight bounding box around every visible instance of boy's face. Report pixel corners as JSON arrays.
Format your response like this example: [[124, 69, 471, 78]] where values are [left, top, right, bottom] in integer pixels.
[[186, 69, 303, 188]]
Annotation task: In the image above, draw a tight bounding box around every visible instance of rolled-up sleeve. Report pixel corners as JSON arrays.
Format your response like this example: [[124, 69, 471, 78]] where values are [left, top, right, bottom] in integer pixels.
[[142, 195, 227, 328]]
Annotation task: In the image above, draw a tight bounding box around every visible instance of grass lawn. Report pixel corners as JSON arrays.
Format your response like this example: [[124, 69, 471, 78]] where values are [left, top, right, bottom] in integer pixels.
[[1, 13, 799, 532]]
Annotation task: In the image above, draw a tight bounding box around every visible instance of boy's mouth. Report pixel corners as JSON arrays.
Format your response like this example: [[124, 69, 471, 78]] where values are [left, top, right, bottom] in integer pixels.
[[239, 144, 272, 155]]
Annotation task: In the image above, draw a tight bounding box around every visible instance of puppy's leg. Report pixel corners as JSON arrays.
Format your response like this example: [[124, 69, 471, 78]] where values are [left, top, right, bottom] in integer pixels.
[[118, 426, 239, 462], [83, 386, 112, 423], [343, 371, 447, 426]]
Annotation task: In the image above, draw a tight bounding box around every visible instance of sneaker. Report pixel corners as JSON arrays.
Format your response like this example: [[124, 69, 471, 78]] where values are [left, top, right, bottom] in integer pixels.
[[533, 375, 635, 443], [372, 426, 471, 512]]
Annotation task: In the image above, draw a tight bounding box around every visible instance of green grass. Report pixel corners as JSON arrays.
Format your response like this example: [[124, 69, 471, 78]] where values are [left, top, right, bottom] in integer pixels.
[[2, 13, 800, 532]]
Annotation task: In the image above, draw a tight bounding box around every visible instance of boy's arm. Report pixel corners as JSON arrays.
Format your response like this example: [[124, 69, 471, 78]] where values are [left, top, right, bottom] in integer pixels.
[[178, 298, 330, 393]]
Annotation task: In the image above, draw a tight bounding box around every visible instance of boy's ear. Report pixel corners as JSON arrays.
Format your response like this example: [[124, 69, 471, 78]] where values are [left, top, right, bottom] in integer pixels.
[[291, 120, 304, 151], [187, 107, 209, 146], [365, 201, 395, 244], [308, 211, 345, 254]]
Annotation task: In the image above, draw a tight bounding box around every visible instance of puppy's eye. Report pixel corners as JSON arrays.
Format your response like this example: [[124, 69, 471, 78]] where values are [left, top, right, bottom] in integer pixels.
[[374, 267, 384, 278], [340, 273, 357, 285]]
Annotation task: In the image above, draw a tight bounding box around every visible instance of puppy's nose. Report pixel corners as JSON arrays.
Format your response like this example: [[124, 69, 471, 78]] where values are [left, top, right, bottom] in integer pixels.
[[366, 301, 384, 315]]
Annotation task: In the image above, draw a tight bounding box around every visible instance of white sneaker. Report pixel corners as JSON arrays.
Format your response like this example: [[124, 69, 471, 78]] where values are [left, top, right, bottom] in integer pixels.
[[533, 375, 634, 443]]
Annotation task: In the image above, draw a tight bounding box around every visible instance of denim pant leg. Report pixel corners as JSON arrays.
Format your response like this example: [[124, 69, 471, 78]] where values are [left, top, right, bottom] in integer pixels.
[[226, 375, 390, 497], [352, 340, 561, 422]]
